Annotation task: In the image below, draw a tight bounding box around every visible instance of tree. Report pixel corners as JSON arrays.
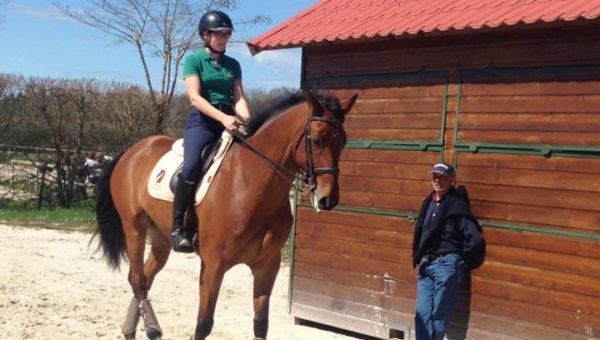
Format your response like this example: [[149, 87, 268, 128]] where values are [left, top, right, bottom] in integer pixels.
[[21, 77, 100, 207], [0, 73, 22, 138], [246, 87, 299, 113], [56, 0, 269, 134], [100, 83, 155, 150]]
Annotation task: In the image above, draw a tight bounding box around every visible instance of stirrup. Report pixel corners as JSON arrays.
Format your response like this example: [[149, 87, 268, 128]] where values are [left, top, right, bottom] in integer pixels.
[[171, 230, 195, 253]]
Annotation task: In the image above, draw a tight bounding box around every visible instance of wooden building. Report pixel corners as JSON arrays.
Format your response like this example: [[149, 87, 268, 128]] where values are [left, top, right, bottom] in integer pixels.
[[248, 1, 600, 339]]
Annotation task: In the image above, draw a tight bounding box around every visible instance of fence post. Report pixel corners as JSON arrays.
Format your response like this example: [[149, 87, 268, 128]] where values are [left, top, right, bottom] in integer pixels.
[[10, 159, 15, 187], [37, 163, 50, 209]]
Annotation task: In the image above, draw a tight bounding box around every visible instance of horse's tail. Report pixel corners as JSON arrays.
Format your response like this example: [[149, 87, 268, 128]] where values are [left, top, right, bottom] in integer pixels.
[[91, 152, 125, 270]]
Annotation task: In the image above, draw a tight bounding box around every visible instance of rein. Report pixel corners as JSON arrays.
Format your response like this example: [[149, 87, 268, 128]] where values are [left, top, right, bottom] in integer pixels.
[[233, 116, 342, 194], [233, 130, 305, 191]]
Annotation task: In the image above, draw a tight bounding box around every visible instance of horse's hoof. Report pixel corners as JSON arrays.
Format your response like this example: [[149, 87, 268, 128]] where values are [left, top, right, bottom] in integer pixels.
[[254, 338, 266, 340], [147, 328, 162, 340], [124, 334, 135, 340]]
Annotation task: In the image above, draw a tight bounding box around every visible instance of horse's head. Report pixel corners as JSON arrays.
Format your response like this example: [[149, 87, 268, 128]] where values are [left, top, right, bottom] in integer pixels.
[[297, 91, 358, 212]]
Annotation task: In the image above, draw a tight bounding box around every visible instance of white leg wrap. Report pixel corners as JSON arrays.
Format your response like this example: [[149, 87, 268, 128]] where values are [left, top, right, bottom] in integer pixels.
[[139, 299, 162, 338]]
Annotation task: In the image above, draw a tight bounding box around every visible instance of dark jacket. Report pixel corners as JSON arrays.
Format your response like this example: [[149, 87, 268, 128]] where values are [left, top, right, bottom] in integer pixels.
[[412, 186, 485, 269]]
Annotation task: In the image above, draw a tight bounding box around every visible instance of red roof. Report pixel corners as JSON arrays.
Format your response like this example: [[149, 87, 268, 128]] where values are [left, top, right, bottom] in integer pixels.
[[248, 0, 600, 54]]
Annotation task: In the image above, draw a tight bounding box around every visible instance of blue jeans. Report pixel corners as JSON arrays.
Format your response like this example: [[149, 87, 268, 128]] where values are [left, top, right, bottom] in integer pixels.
[[415, 253, 464, 340]]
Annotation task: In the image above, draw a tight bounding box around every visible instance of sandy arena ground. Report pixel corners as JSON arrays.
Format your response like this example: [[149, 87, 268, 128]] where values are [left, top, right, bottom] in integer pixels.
[[0, 223, 367, 340]]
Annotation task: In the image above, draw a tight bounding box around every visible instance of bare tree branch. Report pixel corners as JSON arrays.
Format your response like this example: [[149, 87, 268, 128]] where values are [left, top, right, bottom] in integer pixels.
[[54, 0, 269, 134]]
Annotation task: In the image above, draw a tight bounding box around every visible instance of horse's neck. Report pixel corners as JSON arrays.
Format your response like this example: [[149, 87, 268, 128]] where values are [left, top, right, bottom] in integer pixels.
[[224, 108, 304, 208], [247, 108, 306, 171]]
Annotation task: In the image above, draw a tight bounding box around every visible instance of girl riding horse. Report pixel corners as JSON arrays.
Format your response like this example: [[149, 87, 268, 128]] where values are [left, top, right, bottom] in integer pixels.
[[95, 91, 358, 339]]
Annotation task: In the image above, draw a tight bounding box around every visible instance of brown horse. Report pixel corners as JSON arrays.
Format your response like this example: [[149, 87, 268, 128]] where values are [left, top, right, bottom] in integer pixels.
[[94, 91, 358, 340]]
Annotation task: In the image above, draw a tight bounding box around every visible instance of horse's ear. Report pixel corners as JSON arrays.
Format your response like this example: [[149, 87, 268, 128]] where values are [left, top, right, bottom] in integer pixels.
[[345, 94, 358, 114], [304, 90, 323, 116]]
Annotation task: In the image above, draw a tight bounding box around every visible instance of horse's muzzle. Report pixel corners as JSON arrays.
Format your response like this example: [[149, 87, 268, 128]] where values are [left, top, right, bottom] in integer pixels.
[[318, 196, 338, 211]]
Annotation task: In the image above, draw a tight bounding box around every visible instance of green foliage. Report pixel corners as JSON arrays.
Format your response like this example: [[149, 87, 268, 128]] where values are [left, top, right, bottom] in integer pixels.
[[280, 234, 294, 265]]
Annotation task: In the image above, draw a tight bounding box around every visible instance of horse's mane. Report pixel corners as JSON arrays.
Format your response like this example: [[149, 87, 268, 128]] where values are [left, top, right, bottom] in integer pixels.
[[246, 90, 304, 135], [246, 91, 346, 135]]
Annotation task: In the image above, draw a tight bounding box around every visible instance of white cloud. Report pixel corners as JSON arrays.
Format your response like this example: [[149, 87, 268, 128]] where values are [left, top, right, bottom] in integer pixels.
[[254, 48, 302, 70], [226, 42, 302, 90], [7, 3, 73, 21], [228, 43, 302, 72]]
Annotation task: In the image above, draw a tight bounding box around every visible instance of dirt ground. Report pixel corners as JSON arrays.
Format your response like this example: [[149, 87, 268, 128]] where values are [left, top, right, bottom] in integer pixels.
[[0, 223, 366, 340]]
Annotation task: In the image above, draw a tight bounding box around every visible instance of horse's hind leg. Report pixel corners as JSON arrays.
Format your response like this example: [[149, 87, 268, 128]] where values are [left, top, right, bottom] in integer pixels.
[[139, 228, 172, 338], [144, 227, 172, 289], [193, 259, 225, 340], [121, 217, 164, 340], [250, 254, 281, 340]]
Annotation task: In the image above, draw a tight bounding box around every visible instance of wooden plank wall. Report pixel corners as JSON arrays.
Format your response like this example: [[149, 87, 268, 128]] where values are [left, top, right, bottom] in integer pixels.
[[303, 24, 600, 80], [292, 22, 600, 339], [293, 209, 600, 339], [292, 83, 444, 338], [458, 70, 600, 146], [292, 209, 416, 338], [458, 68, 600, 235], [340, 86, 445, 141], [339, 149, 436, 212], [453, 69, 600, 338], [335, 85, 446, 211]]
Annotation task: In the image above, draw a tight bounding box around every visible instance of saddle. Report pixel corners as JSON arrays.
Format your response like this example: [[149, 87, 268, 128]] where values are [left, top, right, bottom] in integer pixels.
[[147, 132, 234, 205]]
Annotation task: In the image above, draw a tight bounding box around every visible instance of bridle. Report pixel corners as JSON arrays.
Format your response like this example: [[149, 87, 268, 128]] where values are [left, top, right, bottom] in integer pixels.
[[301, 116, 342, 191], [233, 115, 343, 195]]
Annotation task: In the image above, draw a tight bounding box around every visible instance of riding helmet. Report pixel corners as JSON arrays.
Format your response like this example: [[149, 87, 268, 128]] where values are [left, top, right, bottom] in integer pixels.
[[198, 10, 234, 36]]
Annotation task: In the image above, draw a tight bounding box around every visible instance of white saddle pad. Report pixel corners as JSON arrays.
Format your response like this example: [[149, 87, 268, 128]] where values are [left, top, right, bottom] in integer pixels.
[[147, 132, 233, 205]]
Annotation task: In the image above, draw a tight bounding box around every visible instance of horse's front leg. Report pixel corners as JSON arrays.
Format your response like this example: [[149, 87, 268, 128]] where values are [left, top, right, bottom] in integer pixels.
[[250, 254, 281, 340], [193, 259, 225, 340]]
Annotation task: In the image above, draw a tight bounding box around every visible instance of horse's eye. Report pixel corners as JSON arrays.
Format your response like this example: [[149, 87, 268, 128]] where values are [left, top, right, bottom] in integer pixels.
[[313, 138, 323, 148]]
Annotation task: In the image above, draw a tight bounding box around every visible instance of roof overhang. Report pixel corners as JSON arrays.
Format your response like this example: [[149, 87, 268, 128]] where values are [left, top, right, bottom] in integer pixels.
[[247, 0, 600, 55]]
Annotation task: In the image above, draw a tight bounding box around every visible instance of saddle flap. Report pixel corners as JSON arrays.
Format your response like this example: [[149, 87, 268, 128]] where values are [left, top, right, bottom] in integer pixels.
[[148, 132, 233, 205]]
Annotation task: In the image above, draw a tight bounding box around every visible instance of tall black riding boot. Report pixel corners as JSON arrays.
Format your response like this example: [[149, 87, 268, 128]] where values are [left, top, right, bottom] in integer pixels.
[[171, 176, 197, 253]]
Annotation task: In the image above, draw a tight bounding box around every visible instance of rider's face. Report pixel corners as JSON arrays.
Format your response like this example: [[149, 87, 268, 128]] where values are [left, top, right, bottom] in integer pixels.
[[204, 30, 232, 52]]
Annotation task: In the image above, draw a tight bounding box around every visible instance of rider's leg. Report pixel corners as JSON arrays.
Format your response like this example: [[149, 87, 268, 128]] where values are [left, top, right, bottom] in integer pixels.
[[171, 111, 222, 253], [171, 175, 197, 252]]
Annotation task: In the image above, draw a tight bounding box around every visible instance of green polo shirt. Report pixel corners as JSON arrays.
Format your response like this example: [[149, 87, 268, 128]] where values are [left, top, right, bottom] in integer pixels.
[[182, 48, 242, 107]]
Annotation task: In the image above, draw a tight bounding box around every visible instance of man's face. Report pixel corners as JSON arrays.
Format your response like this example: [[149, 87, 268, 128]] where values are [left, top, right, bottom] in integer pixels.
[[431, 173, 453, 197]]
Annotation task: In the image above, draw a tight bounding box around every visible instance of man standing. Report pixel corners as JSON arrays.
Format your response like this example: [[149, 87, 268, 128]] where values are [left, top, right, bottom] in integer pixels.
[[412, 163, 485, 340]]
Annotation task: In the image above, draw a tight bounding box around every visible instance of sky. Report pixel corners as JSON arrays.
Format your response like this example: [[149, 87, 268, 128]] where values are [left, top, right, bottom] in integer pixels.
[[0, 0, 318, 91]]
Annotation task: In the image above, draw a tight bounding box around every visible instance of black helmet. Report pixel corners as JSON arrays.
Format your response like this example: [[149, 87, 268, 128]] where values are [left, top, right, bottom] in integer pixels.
[[198, 10, 233, 36]]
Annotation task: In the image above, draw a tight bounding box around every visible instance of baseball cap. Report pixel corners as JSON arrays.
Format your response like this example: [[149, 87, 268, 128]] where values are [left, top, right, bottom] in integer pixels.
[[429, 163, 455, 177]]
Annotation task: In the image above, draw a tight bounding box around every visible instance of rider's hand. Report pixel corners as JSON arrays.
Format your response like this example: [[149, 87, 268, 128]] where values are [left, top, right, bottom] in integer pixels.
[[220, 114, 242, 132], [237, 124, 249, 137]]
